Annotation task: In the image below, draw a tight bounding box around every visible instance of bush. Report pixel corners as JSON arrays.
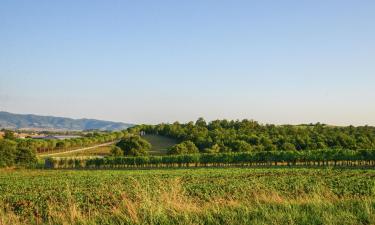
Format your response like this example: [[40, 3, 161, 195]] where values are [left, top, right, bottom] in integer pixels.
[[110, 146, 123, 156], [3, 130, 16, 140], [116, 135, 151, 156], [15, 148, 37, 165], [0, 139, 37, 167], [168, 141, 199, 155], [229, 140, 253, 152], [203, 144, 221, 153], [0, 139, 17, 167]]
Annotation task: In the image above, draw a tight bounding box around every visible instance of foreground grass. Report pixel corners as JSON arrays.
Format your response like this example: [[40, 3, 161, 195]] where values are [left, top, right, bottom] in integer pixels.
[[0, 168, 375, 224]]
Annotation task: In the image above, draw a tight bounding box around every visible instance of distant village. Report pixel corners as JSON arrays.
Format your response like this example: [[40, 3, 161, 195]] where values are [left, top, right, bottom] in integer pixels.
[[0, 129, 82, 140]]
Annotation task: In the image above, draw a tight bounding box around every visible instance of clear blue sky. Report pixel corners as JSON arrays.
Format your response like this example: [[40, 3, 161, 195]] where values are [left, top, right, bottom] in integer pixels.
[[1, 0, 375, 125]]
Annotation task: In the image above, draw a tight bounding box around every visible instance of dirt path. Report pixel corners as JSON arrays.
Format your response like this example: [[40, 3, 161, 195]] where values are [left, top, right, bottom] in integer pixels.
[[38, 141, 117, 157]]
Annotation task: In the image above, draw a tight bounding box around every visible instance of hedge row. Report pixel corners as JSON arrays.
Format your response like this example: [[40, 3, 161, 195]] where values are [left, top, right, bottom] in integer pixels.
[[45, 149, 375, 169]]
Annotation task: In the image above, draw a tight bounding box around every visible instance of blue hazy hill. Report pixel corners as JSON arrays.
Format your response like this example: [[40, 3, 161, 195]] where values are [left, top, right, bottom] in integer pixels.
[[0, 111, 133, 131]]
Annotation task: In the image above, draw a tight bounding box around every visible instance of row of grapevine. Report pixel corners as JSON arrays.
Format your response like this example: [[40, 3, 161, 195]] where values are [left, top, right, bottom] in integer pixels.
[[45, 149, 375, 169]]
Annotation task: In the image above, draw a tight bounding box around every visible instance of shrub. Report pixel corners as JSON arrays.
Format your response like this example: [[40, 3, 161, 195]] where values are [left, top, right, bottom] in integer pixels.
[[15, 148, 37, 165], [110, 146, 123, 156], [116, 135, 151, 156], [168, 141, 199, 154], [0, 139, 17, 167]]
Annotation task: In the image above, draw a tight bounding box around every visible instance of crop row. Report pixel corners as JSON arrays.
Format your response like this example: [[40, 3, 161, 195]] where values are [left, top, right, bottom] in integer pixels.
[[45, 149, 375, 169], [1, 168, 375, 224]]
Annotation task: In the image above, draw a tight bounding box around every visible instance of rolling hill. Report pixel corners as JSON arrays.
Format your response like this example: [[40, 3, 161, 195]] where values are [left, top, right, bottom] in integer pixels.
[[0, 111, 134, 131]]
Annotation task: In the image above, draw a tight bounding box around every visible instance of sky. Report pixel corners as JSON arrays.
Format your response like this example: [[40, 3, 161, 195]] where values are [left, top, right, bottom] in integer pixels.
[[1, 0, 375, 125]]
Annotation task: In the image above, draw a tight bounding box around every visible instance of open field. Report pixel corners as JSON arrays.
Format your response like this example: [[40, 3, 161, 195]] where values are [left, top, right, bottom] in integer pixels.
[[38, 134, 177, 158], [142, 134, 178, 155], [37, 141, 117, 157], [0, 168, 374, 225], [48, 145, 113, 157]]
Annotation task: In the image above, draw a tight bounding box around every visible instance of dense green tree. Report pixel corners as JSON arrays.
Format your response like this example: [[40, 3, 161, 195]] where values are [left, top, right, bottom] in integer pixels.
[[14, 131, 122, 153], [136, 118, 375, 153], [3, 130, 16, 140], [281, 142, 296, 151], [229, 140, 253, 152], [110, 146, 124, 156], [15, 148, 37, 165], [168, 141, 199, 154], [0, 139, 17, 167], [204, 144, 221, 153], [195, 117, 207, 127], [116, 135, 151, 156]]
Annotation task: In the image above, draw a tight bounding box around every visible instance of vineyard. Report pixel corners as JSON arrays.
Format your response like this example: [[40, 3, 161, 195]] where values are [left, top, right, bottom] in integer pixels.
[[45, 149, 375, 169], [0, 168, 374, 224], [3, 121, 375, 225], [18, 132, 124, 154]]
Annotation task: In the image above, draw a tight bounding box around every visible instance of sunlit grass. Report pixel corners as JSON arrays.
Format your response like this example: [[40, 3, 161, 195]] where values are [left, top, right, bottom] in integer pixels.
[[0, 168, 374, 224], [142, 134, 178, 155]]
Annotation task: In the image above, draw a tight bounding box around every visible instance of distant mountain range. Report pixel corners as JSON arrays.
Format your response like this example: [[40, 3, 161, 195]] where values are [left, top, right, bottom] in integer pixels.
[[0, 111, 134, 131]]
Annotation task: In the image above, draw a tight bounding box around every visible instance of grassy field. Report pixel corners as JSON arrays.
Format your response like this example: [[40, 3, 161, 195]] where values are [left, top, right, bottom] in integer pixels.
[[38, 134, 177, 158], [142, 134, 178, 155], [46, 145, 113, 157], [0, 168, 374, 224]]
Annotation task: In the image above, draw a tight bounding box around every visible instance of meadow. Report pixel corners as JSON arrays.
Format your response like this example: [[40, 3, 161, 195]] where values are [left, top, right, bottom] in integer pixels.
[[49, 145, 113, 157], [142, 134, 178, 155], [0, 168, 374, 225]]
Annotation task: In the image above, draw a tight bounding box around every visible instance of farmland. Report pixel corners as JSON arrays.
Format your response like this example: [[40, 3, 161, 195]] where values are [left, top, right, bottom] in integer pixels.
[[142, 134, 178, 155], [2, 120, 375, 224], [45, 149, 375, 169], [1, 168, 375, 225], [48, 145, 113, 157]]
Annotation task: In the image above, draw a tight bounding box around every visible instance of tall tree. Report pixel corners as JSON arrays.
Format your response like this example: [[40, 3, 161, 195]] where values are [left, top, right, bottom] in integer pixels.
[[116, 135, 151, 156]]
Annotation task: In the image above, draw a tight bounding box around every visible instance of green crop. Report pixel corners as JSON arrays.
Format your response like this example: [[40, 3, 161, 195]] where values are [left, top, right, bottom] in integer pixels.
[[0, 168, 375, 224], [45, 149, 375, 169]]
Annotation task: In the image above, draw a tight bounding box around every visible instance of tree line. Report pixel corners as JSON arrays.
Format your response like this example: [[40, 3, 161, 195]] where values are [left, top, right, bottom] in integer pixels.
[[0, 130, 125, 167], [128, 118, 375, 154], [15, 131, 124, 153], [45, 149, 375, 169], [0, 139, 37, 167]]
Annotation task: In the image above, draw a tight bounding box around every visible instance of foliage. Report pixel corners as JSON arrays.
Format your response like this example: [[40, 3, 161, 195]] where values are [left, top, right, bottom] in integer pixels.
[[3, 130, 16, 140], [0, 139, 18, 167], [142, 134, 178, 155], [133, 119, 375, 152], [50, 146, 113, 157], [116, 135, 151, 156], [0, 140, 37, 167], [45, 149, 375, 169], [203, 143, 221, 153], [168, 141, 199, 154], [110, 146, 123, 156], [15, 148, 37, 165], [15, 131, 124, 153]]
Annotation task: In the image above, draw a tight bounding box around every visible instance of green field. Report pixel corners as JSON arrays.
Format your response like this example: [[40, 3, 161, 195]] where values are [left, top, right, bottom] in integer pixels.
[[142, 134, 178, 155], [1, 168, 375, 225], [50, 145, 113, 157], [38, 134, 177, 158]]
